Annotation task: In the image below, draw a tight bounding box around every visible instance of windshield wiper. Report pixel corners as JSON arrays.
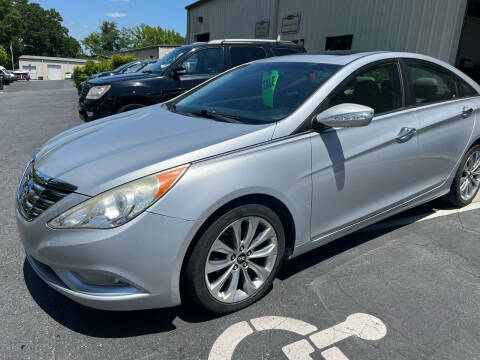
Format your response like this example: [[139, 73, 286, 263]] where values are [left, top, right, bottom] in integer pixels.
[[188, 109, 242, 123]]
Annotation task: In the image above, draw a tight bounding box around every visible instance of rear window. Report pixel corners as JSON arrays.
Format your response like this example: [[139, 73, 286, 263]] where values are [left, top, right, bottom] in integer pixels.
[[272, 48, 302, 57], [230, 47, 267, 67]]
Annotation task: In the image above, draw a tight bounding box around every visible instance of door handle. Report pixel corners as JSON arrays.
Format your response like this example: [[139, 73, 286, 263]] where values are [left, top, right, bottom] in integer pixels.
[[396, 127, 417, 143], [462, 107, 474, 118]]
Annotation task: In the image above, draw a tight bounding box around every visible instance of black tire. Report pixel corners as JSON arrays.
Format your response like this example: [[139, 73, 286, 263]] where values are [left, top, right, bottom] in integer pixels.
[[445, 144, 480, 207], [116, 103, 145, 114], [185, 204, 286, 313]]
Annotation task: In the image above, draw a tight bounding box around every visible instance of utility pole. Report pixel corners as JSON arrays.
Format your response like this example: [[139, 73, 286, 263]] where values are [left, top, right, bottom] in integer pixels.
[[10, 41, 14, 70]]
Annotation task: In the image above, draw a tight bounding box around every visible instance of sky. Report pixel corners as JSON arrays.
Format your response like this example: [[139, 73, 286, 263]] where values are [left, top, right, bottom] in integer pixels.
[[35, 0, 194, 41]]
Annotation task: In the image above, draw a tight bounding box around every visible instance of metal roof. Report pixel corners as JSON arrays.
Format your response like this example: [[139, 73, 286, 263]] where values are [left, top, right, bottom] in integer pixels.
[[19, 55, 88, 63], [185, 0, 213, 10]]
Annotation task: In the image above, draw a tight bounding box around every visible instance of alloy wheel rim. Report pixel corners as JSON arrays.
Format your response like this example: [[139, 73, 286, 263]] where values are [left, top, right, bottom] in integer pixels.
[[460, 150, 480, 201], [204, 216, 278, 304]]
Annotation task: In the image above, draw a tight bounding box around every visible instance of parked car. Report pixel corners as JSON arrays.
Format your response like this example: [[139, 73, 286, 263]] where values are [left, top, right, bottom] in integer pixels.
[[18, 51, 480, 313], [65, 72, 72, 79], [89, 61, 144, 80], [122, 60, 157, 74], [78, 39, 305, 121], [0, 67, 15, 85], [14, 71, 31, 81]]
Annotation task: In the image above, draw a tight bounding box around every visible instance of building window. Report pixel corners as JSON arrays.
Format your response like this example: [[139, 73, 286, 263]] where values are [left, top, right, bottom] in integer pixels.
[[325, 35, 353, 51], [195, 33, 210, 42]]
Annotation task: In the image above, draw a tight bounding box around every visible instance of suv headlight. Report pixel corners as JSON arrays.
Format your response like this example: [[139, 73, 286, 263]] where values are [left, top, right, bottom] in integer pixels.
[[86, 85, 111, 100], [48, 165, 189, 229]]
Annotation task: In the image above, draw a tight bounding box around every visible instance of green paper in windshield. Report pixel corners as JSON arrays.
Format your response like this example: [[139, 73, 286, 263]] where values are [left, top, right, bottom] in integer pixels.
[[262, 70, 279, 108]]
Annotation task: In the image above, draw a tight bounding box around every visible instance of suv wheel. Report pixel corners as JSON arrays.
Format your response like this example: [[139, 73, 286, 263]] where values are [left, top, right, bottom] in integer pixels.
[[185, 204, 285, 313]]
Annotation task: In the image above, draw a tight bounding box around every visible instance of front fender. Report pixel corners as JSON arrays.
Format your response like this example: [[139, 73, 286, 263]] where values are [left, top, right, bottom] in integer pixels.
[[148, 133, 313, 248]]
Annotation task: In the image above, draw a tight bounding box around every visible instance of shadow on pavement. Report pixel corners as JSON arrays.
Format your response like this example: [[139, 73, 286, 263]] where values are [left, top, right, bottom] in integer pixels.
[[22, 198, 461, 337], [23, 260, 222, 338]]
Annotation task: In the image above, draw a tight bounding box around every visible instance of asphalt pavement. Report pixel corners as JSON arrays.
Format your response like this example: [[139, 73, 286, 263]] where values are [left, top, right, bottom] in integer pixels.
[[1, 80, 479, 360]]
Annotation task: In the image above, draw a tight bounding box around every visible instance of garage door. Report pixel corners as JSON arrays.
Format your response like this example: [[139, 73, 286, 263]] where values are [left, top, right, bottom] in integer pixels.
[[47, 65, 62, 80], [22, 66, 37, 79]]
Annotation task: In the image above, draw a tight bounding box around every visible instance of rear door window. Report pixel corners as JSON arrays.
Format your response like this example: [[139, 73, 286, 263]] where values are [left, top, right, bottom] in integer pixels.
[[406, 62, 458, 105], [230, 46, 267, 67]]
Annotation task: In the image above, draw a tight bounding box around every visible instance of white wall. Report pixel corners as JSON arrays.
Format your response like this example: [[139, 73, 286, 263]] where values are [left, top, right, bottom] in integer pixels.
[[187, 0, 468, 64], [19, 59, 86, 80]]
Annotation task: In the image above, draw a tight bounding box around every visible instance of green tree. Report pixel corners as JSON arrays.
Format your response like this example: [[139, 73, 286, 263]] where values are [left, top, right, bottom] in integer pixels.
[[0, 45, 8, 67], [127, 24, 186, 48], [0, 0, 82, 66], [82, 21, 128, 57]]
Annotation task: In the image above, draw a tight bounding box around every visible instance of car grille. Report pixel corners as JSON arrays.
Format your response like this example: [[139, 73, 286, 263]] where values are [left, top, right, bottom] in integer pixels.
[[79, 83, 91, 103], [17, 161, 77, 221]]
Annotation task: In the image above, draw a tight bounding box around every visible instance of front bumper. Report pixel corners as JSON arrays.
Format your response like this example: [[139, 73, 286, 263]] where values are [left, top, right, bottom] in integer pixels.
[[78, 99, 115, 122], [17, 203, 200, 311]]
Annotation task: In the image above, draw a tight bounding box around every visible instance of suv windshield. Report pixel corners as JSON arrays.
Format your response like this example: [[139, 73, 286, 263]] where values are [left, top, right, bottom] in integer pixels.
[[114, 62, 136, 72], [146, 47, 188, 74], [173, 62, 341, 124]]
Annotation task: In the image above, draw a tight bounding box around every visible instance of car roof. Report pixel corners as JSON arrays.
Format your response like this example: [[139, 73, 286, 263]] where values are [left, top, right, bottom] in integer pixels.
[[258, 51, 384, 65]]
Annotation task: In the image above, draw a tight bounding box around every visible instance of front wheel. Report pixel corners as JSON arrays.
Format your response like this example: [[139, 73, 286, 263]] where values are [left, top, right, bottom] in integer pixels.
[[185, 204, 285, 313], [445, 144, 480, 207]]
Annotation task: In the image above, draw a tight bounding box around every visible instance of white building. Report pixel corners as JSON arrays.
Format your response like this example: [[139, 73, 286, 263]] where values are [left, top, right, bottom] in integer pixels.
[[118, 45, 181, 59], [18, 55, 88, 80], [186, 0, 480, 82]]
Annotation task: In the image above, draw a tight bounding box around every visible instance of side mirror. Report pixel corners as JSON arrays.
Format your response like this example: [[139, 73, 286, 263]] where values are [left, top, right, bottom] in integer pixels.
[[314, 103, 374, 128], [172, 66, 187, 78]]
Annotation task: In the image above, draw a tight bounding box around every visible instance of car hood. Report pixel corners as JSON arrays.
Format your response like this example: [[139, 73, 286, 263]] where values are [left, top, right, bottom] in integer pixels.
[[89, 72, 154, 84], [34, 105, 275, 195]]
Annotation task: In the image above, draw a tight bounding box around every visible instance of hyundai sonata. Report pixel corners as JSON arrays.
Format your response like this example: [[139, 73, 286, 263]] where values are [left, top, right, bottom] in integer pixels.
[[17, 52, 480, 313]]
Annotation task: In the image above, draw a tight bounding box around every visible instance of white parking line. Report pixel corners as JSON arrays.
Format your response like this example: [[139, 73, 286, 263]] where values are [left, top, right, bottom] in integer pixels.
[[363, 201, 480, 232], [209, 313, 387, 360]]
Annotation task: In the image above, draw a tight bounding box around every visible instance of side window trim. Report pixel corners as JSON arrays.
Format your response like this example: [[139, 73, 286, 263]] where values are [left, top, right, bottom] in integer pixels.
[[400, 58, 473, 109]]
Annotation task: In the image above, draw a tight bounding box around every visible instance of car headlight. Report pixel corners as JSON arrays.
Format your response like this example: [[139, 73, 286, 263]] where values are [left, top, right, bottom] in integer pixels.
[[86, 85, 111, 100], [48, 165, 189, 229]]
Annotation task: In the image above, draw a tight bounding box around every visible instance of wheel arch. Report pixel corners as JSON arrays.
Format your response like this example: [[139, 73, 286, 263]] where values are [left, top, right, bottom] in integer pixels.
[[178, 193, 297, 301], [115, 95, 155, 113]]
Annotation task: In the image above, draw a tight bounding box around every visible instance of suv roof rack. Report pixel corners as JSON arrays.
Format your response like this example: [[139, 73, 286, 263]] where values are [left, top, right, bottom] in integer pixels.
[[207, 39, 294, 44]]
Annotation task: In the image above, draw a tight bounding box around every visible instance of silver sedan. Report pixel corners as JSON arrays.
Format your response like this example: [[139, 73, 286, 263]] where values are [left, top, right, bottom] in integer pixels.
[[16, 52, 480, 313]]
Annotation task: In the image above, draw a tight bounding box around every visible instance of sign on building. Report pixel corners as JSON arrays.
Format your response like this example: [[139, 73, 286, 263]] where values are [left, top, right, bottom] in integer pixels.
[[255, 20, 270, 38], [281, 14, 301, 34]]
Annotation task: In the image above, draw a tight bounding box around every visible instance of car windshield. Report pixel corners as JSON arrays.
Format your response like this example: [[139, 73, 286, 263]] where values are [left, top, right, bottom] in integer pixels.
[[173, 62, 341, 124], [146, 47, 188, 74], [123, 62, 147, 73]]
